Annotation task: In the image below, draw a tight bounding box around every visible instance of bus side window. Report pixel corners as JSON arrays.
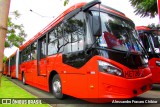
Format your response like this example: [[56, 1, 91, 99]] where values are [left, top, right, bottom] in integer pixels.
[[21, 50, 24, 62], [63, 35, 72, 53], [55, 24, 64, 52], [40, 35, 47, 58], [63, 12, 85, 53], [48, 29, 58, 55], [48, 24, 64, 55], [31, 41, 37, 60], [26, 46, 31, 61], [21, 48, 28, 62]]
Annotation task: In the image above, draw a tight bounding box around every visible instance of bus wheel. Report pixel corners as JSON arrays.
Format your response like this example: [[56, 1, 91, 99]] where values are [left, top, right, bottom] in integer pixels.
[[22, 73, 26, 85], [52, 74, 65, 99]]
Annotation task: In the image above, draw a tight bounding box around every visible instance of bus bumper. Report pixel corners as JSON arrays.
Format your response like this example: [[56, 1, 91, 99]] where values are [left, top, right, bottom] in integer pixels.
[[99, 73, 152, 99]]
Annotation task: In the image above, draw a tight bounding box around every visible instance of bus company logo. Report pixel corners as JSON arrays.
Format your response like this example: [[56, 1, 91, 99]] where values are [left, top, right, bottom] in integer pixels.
[[124, 70, 143, 78], [2, 99, 11, 104]]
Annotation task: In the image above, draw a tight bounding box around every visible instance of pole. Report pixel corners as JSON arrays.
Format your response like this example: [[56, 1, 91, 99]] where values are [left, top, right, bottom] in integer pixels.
[[0, 0, 11, 87]]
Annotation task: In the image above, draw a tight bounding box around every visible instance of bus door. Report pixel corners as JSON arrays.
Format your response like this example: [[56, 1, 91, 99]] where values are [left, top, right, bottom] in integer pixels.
[[36, 35, 48, 88], [38, 35, 47, 76]]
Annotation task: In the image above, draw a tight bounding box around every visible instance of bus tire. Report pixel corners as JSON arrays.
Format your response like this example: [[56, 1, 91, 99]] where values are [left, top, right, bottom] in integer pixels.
[[52, 74, 65, 99], [22, 73, 26, 85]]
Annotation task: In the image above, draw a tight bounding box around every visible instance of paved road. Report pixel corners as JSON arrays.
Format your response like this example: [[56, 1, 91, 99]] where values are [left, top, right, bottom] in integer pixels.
[[4, 76, 160, 107]]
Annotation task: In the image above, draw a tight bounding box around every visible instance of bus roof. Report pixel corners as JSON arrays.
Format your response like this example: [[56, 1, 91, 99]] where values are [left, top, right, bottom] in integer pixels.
[[19, 2, 130, 51], [136, 26, 151, 31], [9, 51, 17, 59]]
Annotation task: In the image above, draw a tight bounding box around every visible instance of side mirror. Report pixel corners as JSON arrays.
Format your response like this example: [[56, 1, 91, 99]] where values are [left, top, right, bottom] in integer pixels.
[[92, 15, 102, 37]]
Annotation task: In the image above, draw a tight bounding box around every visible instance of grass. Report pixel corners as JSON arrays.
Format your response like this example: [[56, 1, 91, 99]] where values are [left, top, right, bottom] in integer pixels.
[[0, 76, 50, 107]]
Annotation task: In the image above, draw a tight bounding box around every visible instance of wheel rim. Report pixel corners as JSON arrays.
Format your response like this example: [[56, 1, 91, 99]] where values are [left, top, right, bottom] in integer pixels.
[[53, 79, 61, 94]]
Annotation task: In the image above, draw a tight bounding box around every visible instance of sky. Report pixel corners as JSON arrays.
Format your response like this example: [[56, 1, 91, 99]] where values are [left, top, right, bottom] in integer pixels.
[[4, 0, 159, 57]]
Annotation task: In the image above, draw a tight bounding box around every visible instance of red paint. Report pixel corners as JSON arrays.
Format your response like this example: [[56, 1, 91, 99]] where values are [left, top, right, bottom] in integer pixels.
[[136, 26, 151, 31], [7, 2, 153, 103], [148, 58, 160, 83], [136, 26, 160, 84]]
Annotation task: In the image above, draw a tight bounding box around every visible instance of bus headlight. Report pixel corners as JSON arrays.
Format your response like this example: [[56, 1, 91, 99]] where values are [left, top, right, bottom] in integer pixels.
[[156, 61, 160, 67], [98, 60, 123, 77]]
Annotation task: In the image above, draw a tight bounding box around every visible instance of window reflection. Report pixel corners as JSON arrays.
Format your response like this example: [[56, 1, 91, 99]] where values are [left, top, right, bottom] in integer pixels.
[[97, 11, 142, 53], [31, 42, 37, 60], [40, 36, 46, 58], [64, 12, 85, 53]]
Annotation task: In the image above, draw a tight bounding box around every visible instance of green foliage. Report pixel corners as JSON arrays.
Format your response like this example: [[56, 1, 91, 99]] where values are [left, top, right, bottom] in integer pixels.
[[64, 0, 69, 6], [129, 0, 157, 18], [3, 56, 7, 63], [12, 10, 21, 19], [5, 10, 27, 48]]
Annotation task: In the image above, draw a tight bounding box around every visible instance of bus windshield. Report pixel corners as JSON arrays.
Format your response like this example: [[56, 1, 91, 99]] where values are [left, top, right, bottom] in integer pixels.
[[150, 32, 160, 53], [94, 12, 142, 54], [138, 30, 160, 54]]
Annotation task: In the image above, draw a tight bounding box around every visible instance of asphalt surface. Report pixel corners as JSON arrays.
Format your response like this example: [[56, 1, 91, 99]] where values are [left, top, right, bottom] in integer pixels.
[[4, 76, 160, 107]]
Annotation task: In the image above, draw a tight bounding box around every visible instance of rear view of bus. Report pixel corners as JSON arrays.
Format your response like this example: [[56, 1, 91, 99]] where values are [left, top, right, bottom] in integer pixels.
[[136, 26, 160, 84]]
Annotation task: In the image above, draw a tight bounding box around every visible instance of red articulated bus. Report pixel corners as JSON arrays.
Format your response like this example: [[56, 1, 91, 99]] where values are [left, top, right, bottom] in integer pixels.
[[9, 52, 16, 78], [136, 26, 160, 84], [12, 0, 152, 102], [5, 50, 19, 78]]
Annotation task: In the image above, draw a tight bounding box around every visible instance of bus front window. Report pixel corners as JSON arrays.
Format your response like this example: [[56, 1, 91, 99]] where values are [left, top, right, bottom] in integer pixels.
[[139, 33, 152, 53], [140, 31, 160, 54], [95, 12, 142, 54], [150, 33, 160, 53]]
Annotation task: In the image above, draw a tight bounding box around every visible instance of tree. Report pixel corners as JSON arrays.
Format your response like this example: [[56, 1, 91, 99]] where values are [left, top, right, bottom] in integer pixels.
[[3, 56, 8, 63], [64, 0, 69, 6], [2, 11, 27, 63], [2, 11, 27, 64], [129, 0, 157, 18], [6, 10, 27, 48], [0, 3, 27, 87], [0, 0, 11, 87]]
